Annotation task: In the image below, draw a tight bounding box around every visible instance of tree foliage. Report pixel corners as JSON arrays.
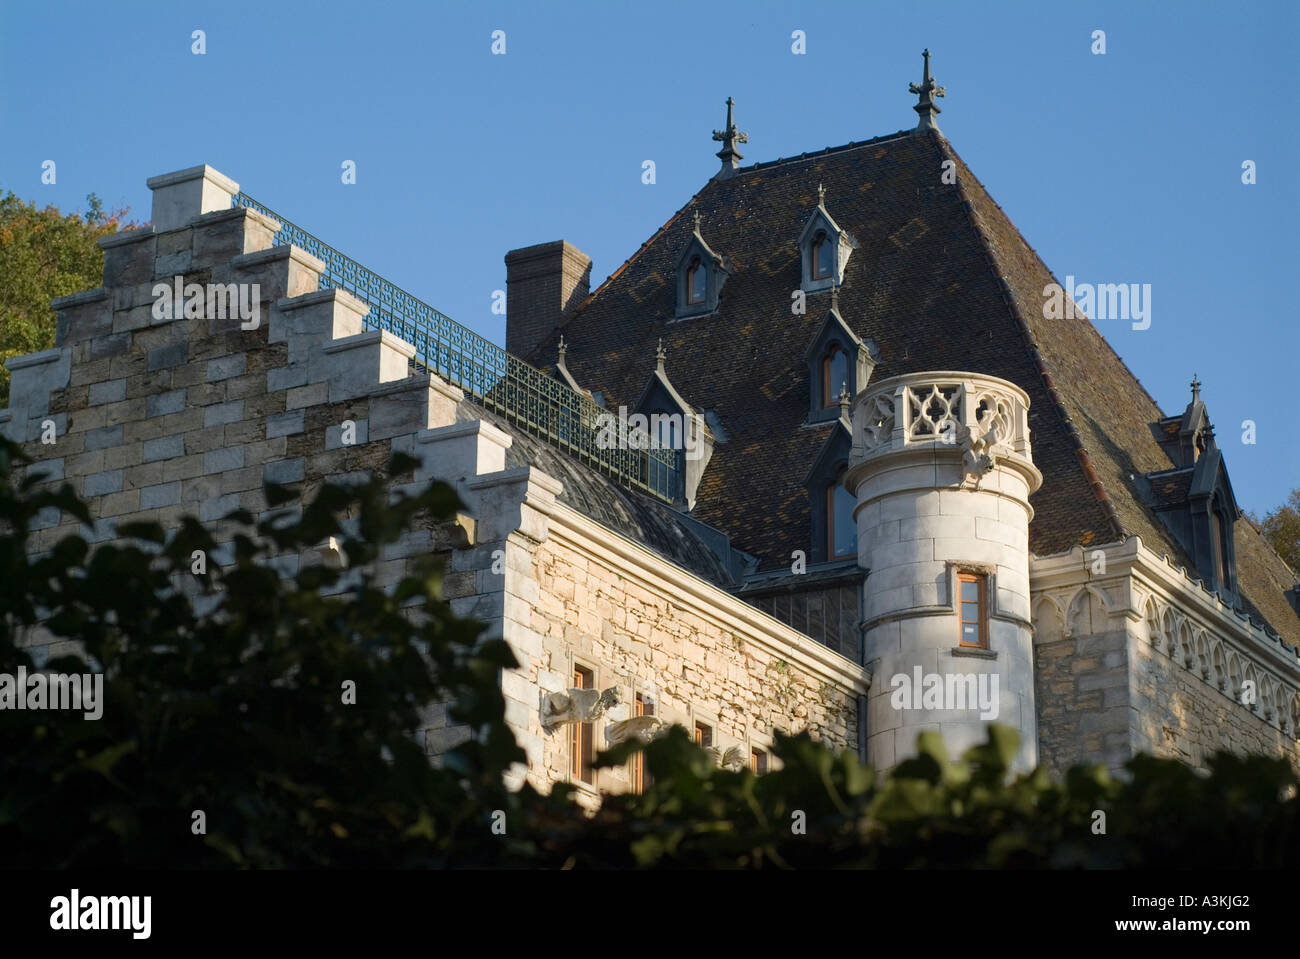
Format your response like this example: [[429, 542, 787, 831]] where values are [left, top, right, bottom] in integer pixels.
[[1251, 488, 1300, 574], [1, 438, 1297, 868], [0, 191, 133, 404]]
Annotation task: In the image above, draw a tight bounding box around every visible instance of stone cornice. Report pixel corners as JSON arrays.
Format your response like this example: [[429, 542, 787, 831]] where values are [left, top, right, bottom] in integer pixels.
[[1031, 537, 1300, 683]]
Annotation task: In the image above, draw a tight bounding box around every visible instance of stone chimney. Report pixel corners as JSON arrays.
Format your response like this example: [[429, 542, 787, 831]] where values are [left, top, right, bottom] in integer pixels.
[[504, 241, 591, 360]]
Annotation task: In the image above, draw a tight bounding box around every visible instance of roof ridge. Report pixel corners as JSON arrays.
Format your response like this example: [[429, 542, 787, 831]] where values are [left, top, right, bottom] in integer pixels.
[[936, 131, 1125, 543], [735, 128, 916, 174]]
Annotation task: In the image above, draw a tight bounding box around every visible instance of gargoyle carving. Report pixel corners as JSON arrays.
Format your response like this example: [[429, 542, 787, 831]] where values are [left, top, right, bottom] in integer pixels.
[[958, 421, 999, 489], [605, 714, 667, 745], [541, 686, 620, 727], [703, 745, 749, 771]]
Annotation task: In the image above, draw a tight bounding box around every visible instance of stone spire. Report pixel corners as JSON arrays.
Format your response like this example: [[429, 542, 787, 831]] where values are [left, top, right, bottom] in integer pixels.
[[908, 49, 946, 132], [711, 97, 749, 179]]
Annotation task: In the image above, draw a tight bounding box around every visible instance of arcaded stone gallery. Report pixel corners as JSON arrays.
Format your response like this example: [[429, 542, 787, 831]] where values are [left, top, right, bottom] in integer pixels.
[[4, 53, 1297, 803]]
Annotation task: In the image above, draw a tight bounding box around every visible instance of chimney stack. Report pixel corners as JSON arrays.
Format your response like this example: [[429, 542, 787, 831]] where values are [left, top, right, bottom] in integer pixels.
[[504, 241, 591, 360]]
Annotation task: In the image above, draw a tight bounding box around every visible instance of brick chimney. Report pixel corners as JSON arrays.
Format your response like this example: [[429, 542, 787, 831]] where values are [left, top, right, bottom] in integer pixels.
[[505, 241, 591, 360]]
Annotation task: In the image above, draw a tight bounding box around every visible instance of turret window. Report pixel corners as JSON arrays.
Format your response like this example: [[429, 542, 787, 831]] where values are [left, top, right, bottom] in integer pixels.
[[958, 573, 988, 648]]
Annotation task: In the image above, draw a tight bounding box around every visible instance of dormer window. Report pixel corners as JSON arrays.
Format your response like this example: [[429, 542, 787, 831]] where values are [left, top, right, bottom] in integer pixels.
[[828, 464, 857, 560], [687, 257, 706, 304], [805, 291, 876, 424], [804, 418, 856, 563], [811, 231, 833, 280], [675, 213, 729, 319], [798, 185, 856, 293], [822, 344, 848, 409]]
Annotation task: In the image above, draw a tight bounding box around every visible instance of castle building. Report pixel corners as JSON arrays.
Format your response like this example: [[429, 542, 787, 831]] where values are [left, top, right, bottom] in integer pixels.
[[4, 53, 1298, 802]]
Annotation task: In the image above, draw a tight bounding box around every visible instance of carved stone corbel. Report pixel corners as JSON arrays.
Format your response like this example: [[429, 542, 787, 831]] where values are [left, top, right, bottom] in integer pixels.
[[605, 714, 667, 745], [540, 686, 620, 728]]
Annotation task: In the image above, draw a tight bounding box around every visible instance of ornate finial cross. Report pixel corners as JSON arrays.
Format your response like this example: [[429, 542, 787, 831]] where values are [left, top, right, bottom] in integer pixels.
[[692, 209, 702, 233], [817, 182, 826, 205], [711, 96, 749, 178], [908, 48, 946, 132], [830, 281, 839, 312], [838, 381, 851, 419], [557, 335, 568, 368], [655, 337, 666, 372], [1190, 374, 1201, 403]]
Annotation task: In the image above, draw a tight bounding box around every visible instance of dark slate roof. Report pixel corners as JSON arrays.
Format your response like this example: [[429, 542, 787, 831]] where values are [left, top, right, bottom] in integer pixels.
[[456, 400, 741, 589], [1148, 469, 1195, 510], [522, 127, 1300, 648]]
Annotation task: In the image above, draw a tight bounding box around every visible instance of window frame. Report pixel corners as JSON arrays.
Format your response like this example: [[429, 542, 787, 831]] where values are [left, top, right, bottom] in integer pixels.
[[630, 693, 653, 794], [811, 231, 833, 280], [693, 721, 713, 748], [686, 256, 706, 305], [827, 463, 857, 561], [957, 572, 988, 649], [571, 664, 595, 785], [821, 344, 847, 409]]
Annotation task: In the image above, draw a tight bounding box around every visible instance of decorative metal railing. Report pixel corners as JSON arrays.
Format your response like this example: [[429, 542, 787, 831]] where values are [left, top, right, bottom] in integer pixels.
[[231, 193, 679, 502]]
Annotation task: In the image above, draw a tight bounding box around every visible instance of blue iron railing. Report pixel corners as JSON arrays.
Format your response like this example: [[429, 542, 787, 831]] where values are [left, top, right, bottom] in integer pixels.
[[231, 193, 679, 502]]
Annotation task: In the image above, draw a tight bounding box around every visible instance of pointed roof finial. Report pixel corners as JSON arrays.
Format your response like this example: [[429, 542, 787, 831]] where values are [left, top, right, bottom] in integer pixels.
[[655, 337, 666, 373], [908, 48, 946, 132], [838, 381, 851, 419], [692, 209, 702, 234], [711, 97, 749, 179], [817, 182, 826, 205], [830, 281, 840, 313], [1190, 374, 1201, 403]]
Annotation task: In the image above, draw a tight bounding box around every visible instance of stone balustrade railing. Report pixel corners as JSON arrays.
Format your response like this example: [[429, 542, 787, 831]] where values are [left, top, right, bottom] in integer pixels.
[[850, 371, 1033, 467]]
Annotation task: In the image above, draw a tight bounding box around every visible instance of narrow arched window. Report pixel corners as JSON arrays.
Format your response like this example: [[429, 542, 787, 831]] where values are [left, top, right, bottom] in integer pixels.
[[811, 231, 833, 279], [827, 464, 857, 559], [822, 344, 848, 408], [1211, 506, 1230, 588], [687, 257, 706, 304]]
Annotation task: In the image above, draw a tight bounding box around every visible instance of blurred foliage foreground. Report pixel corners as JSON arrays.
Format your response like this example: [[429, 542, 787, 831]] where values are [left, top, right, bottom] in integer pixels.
[[0, 439, 1296, 868]]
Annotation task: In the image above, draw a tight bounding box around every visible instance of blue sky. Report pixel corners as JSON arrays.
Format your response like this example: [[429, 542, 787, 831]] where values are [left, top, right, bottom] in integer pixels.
[[2, 0, 1296, 514]]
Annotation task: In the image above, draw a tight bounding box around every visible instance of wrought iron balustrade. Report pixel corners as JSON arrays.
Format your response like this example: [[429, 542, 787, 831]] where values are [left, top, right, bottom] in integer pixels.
[[231, 193, 678, 502]]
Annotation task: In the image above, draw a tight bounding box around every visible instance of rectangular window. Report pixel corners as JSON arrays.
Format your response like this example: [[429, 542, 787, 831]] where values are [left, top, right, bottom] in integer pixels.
[[957, 572, 987, 648], [631, 694, 653, 793], [572, 665, 594, 784], [751, 748, 768, 774], [694, 721, 712, 748]]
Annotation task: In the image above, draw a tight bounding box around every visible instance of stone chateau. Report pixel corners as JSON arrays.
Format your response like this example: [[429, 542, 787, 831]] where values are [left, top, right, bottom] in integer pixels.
[[4, 53, 1298, 802]]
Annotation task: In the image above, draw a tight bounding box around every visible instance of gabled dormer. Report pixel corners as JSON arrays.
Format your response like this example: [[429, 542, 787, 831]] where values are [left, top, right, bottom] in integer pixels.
[[675, 211, 729, 319], [1152, 374, 1210, 467], [798, 185, 856, 293], [1144, 378, 1242, 601], [803, 395, 857, 564], [804, 288, 876, 423], [632, 341, 715, 509]]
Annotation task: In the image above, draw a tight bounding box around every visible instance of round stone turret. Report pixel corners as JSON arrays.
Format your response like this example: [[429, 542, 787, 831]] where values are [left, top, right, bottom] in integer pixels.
[[845, 372, 1042, 772]]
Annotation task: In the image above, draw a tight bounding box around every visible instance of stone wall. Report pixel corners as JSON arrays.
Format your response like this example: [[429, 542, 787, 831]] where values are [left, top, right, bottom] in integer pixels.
[[2, 164, 870, 804], [1031, 540, 1300, 777], [494, 501, 867, 805]]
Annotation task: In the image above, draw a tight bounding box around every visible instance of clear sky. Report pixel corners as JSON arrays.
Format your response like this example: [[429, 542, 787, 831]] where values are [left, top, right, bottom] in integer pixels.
[[2, 0, 1296, 515]]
